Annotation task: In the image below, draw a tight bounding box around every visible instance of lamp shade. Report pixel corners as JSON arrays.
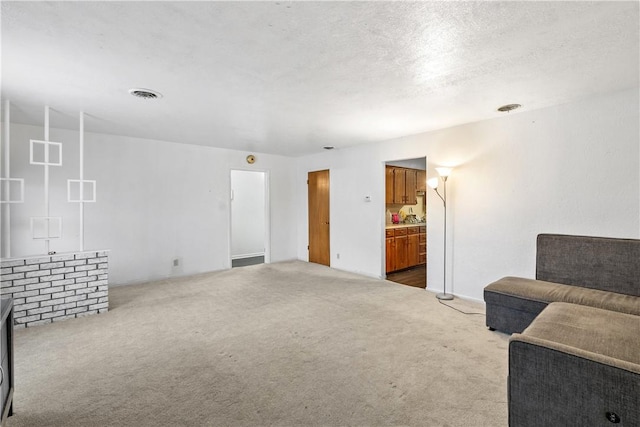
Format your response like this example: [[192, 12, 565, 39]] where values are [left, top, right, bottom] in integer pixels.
[[435, 167, 452, 178], [427, 177, 439, 189]]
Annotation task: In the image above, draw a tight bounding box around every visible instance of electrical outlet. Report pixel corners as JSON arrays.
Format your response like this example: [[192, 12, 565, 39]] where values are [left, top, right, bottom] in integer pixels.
[[171, 257, 184, 275], [337, 253, 340, 259]]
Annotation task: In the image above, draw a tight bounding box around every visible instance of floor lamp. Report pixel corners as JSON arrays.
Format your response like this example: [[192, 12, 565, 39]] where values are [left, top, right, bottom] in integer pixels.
[[427, 167, 454, 300]]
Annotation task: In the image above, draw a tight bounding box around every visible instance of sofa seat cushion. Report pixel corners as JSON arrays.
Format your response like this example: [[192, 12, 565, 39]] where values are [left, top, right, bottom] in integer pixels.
[[516, 302, 640, 368], [509, 302, 640, 426], [485, 276, 640, 316]]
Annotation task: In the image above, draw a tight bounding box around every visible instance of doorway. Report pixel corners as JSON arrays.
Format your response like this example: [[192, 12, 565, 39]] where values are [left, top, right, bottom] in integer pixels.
[[308, 169, 330, 266], [230, 170, 268, 268], [384, 158, 427, 288]]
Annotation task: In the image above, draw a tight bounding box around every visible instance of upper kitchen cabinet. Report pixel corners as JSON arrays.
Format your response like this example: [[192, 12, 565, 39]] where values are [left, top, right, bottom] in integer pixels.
[[386, 166, 418, 205], [392, 167, 405, 204], [385, 166, 395, 204], [404, 169, 417, 205], [417, 170, 426, 193]]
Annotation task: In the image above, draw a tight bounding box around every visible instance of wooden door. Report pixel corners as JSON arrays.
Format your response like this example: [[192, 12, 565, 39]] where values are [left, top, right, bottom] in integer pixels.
[[308, 170, 330, 266]]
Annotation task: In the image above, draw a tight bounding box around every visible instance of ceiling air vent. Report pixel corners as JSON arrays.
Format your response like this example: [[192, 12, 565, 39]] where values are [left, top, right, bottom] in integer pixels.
[[128, 88, 163, 99], [497, 104, 521, 112]]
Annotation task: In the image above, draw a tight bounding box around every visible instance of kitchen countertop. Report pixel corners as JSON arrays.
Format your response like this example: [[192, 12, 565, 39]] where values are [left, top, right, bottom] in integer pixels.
[[386, 222, 426, 229]]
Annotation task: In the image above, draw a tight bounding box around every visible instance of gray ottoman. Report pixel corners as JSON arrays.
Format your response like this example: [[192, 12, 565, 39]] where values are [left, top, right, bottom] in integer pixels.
[[509, 302, 640, 426]]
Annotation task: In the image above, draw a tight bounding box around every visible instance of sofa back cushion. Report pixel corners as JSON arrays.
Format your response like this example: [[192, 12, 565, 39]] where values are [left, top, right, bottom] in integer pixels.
[[536, 234, 640, 297]]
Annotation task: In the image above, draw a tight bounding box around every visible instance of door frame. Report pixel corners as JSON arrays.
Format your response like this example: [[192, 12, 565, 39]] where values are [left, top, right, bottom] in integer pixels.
[[228, 168, 271, 268], [382, 157, 427, 281]]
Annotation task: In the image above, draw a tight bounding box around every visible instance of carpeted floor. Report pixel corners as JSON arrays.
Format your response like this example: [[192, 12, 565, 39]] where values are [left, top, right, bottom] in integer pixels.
[[6, 260, 509, 427]]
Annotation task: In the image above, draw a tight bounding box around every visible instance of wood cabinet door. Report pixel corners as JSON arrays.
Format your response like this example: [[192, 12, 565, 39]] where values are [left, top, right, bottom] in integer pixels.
[[385, 237, 395, 273], [405, 169, 417, 205], [385, 167, 395, 204], [393, 168, 406, 204], [419, 229, 426, 265], [417, 170, 426, 192], [408, 234, 420, 267], [395, 235, 409, 270]]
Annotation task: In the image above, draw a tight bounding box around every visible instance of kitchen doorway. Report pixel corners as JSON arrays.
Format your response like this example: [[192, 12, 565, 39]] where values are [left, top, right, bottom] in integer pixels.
[[384, 157, 427, 288], [230, 170, 269, 268]]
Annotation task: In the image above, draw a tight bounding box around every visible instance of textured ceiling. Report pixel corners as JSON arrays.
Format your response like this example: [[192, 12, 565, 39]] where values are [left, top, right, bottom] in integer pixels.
[[1, 1, 638, 156]]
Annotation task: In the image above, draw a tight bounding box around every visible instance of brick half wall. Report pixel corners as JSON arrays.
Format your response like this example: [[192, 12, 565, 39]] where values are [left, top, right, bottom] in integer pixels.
[[0, 250, 109, 328]]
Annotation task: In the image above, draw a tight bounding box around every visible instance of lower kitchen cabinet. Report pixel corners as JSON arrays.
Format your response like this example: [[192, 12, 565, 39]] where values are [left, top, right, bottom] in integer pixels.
[[419, 226, 426, 264], [396, 236, 409, 270], [386, 226, 425, 274], [395, 231, 409, 270], [408, 233, 420, 266], [385, 233, 395, 273]]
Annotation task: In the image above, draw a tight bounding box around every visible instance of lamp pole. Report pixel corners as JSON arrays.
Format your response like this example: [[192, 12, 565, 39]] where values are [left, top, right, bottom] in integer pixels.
[[437, 175, 453, 300], [429, 168, 454, 300]]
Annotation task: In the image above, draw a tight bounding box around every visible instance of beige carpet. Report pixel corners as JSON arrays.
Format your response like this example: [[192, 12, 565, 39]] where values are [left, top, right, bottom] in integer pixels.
[[7, 261, 509, 427]]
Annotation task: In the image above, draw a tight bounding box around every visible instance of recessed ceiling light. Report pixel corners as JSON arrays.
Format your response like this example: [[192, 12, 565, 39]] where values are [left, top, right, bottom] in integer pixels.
[[497, 104, 521, 112], [323, 146, 335, 150], [129, 88, 163, 99]]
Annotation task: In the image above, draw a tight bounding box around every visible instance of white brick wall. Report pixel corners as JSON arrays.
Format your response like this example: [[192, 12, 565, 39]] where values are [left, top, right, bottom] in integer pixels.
[[0, 250, 109, 328]]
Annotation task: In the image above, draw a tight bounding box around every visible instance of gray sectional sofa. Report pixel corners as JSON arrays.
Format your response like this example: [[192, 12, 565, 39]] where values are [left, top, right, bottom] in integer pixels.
[[484, 234, 640, 426], [484, 234, 640, 334]]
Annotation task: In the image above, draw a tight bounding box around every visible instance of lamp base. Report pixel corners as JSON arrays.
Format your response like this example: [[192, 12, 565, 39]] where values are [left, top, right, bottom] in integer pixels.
[[436, 293, 454, 301]]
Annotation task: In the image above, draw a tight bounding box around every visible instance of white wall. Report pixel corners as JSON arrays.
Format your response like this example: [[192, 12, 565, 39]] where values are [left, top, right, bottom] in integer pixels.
[[2, 122, 297, 285], [295, 88, 640, 301], [3, 88, 638, 297], [231, 170, 266, 259]]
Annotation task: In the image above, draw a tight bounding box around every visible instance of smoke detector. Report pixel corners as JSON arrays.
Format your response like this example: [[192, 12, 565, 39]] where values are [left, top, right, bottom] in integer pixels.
[[129, 88, 163, 99]]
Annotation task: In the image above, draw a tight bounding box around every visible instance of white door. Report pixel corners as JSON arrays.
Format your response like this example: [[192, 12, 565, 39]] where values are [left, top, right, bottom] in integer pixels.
[[230, 170, 267, 267]]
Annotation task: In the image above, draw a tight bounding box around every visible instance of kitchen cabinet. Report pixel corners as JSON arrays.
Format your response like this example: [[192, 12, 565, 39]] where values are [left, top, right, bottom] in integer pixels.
[[419, 226, 426, 264], [392, 168, 405, 204], [417, 170, 426, 192], [394, 228, 409, 270], [385, 167, 395, 204], [394, 236, 409, 270], [408, 227, 420, 266], [386, 226, 424, 273], [404, 169, 417, 205], [385, 230, 395, 272], [386, 166, 418, 205]]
